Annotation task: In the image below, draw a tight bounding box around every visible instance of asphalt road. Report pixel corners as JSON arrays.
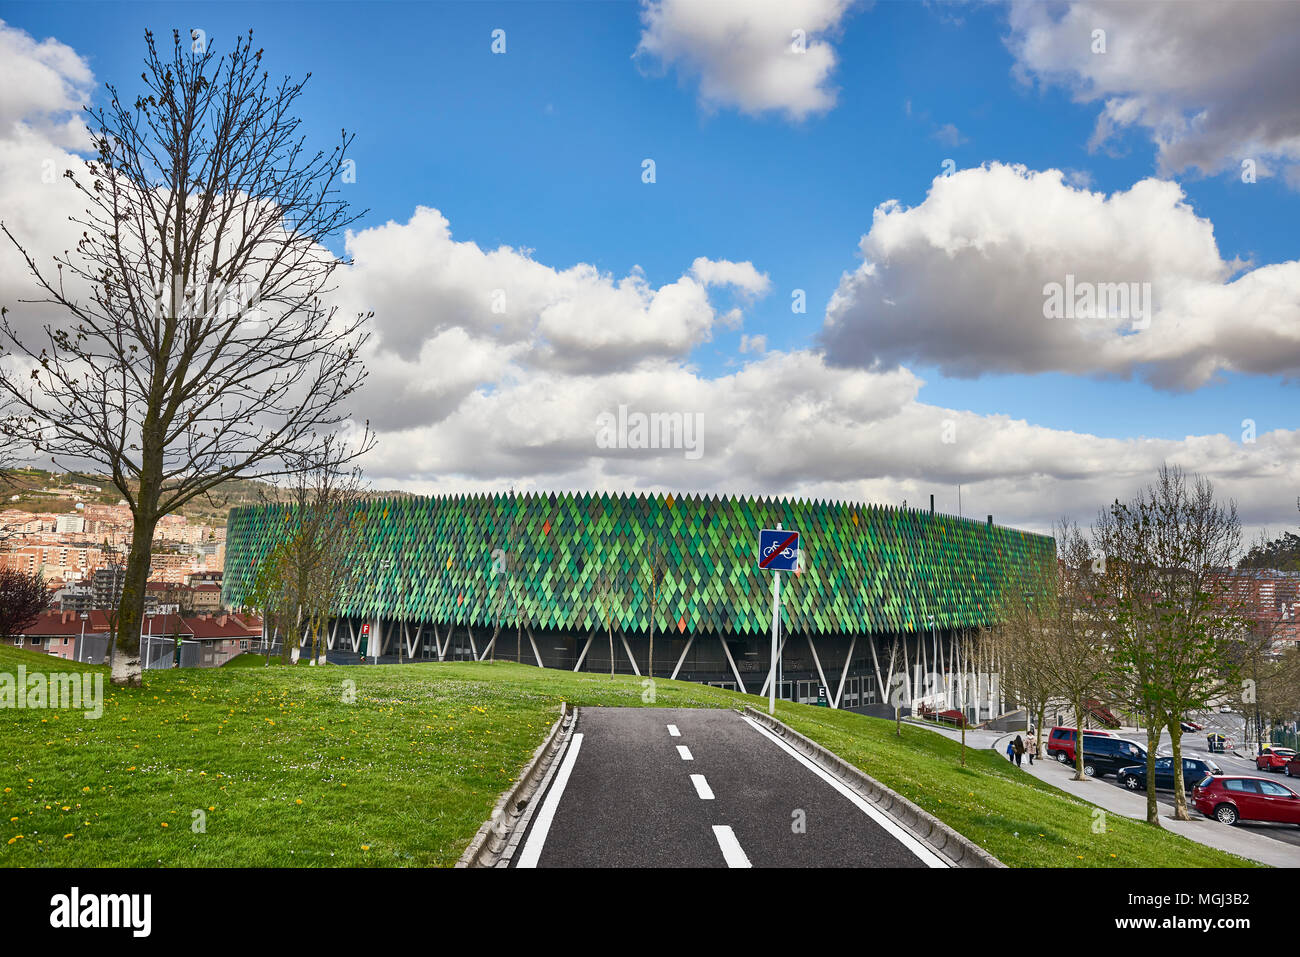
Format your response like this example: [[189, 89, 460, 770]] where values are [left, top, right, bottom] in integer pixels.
[[514, 707, 948, 868]]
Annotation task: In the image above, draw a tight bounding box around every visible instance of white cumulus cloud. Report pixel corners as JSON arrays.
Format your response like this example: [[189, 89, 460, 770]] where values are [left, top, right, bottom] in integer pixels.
[[1006, 0, 1300, 182], [818, 163, 1300, 390], [635, 0, 856, 121]]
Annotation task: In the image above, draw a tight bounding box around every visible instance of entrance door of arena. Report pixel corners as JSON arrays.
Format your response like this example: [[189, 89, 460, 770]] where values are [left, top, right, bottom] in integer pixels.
[[797, 680, 817, 704]]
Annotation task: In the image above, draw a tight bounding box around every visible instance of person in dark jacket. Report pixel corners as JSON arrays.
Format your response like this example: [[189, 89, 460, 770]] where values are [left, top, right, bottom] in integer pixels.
[[1013, 735, 1025, 767]]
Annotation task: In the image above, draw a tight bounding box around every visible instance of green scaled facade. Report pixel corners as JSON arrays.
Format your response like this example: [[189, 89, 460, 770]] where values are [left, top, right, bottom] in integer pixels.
[[222, 492, 1056, 636]]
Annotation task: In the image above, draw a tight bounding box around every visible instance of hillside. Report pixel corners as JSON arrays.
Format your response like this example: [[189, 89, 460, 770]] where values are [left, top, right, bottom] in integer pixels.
[[0, 468, 410, 528]]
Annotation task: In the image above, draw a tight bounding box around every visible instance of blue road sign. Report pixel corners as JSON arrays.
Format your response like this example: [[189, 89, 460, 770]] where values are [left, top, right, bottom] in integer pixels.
[[758, 528, 800, 572]]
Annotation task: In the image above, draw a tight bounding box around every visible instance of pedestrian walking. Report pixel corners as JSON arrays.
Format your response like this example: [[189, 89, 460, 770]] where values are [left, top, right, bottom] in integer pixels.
[[1013, 735, 1025, 767], [1027, 735, 1038, 765], [1005, 739, 1015, 763]]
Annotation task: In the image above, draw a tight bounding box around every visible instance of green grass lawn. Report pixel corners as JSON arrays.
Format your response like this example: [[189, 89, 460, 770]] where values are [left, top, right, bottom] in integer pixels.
[[0, 646, 1255, 868]]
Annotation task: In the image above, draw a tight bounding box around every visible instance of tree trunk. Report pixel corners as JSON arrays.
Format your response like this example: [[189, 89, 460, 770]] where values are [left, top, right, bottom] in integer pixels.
[[111, 509, 159, 686], [1144, 724, 1162, 826], [1036, 703, 1048, 757], [1072, 695, 1087, 781], [289, 606, 301, 664], [1167, 719, 1191, 821]]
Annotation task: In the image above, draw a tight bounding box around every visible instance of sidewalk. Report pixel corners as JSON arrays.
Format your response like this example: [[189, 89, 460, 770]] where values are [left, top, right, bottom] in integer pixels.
[[989, 730, 1298, 867], [908, 719, 1296, 867]]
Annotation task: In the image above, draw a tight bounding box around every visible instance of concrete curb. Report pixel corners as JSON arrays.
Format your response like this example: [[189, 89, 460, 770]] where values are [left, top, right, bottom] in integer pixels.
[[742, 706, 1006, 868], [456, 701, 573, 868]]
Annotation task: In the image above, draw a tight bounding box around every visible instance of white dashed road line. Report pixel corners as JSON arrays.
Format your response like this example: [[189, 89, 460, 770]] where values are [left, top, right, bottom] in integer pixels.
[[712, 825, 752, 868], [667, 724, 680, 737], [690, 773, 715, 800], [677, 745, 694, 761]]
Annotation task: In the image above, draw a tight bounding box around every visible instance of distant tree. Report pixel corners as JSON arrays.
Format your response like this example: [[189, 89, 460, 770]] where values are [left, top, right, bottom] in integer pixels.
[[1023, 520, 1110, 783], [0, 399, 29, 542], [1094, 465, 1251, 824], [645, 543, 666, 679], [0, 568, 51, 640], [0, 30, 371, 685], [250, 431, 371, 665], [487, 490, 522, 665], [595, 570, 616, 678], [1237, 503, 1300, 571]]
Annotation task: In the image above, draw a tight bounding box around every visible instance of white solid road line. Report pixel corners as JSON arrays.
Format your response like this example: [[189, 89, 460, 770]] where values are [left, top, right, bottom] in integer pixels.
[[677, 745, 694, 761], [740, 715, 949, 869], [515, 732, 584, 868], [667, 724, 680, 737], [690, 773, 715, 800], [712, 825, 752, 868]]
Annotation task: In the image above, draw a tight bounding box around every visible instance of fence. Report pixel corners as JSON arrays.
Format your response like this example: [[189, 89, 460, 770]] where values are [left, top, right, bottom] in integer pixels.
[[141, 635, 201, 670]]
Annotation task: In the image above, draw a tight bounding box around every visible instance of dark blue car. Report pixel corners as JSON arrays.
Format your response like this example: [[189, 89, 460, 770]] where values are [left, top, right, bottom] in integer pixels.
[[1117, 756, 1222, 792]]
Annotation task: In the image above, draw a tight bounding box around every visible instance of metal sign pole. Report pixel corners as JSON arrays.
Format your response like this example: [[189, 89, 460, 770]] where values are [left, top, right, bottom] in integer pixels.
[[769, 522, 782, 715]]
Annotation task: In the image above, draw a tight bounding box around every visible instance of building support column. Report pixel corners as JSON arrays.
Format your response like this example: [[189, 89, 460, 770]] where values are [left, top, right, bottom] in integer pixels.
[[669, 634, 696, 680], [525, 626, 544, 668], [718, 634, 747, 694], [572, 629, 596, 672], [805, 634, 831, 707], [868, 635, 885, 705], [832, 635, 857, 709], [619, 632, 641, 676]]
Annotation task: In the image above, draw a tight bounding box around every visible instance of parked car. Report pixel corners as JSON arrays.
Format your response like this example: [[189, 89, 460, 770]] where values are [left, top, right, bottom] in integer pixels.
[[1255, 747, 1297, 772], [1286, 755, 1300, 778], [1046, 726, 1116, 764], [1192, 775, 1300, 826], [1117, 756, 1221, 792], [1079, 734, 1147, 779]]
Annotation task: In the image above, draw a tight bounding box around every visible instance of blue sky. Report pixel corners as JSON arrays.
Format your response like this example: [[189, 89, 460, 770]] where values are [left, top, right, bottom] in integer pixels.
[[2, 1, 1298, 531]]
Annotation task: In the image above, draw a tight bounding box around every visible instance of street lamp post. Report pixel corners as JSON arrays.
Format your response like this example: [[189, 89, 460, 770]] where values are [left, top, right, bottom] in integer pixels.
[[78, 612, 89, 663]]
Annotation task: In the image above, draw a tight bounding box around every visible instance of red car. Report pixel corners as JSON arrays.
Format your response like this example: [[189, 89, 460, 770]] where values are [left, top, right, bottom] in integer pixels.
[[1287, 756, 1300, 779], [1045, 726, 1116, 764], [1255, 747, 1297, 772], [1192, 775, 1300, 826]]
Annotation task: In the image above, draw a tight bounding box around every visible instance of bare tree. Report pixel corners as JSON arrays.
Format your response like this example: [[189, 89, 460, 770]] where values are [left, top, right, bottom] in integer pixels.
[[1035, 520, 1110, 783], [645, 543, 666, 679], [248, 430, 371, 665], [0, 31, 371, 685], [1093, 465, 1250, 823], [0, 399, 31, 543], [595, 569, 615, 678]]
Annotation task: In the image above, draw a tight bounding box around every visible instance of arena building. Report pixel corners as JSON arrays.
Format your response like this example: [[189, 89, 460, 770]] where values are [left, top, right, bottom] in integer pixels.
[[221, 491, 1056, 718]]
